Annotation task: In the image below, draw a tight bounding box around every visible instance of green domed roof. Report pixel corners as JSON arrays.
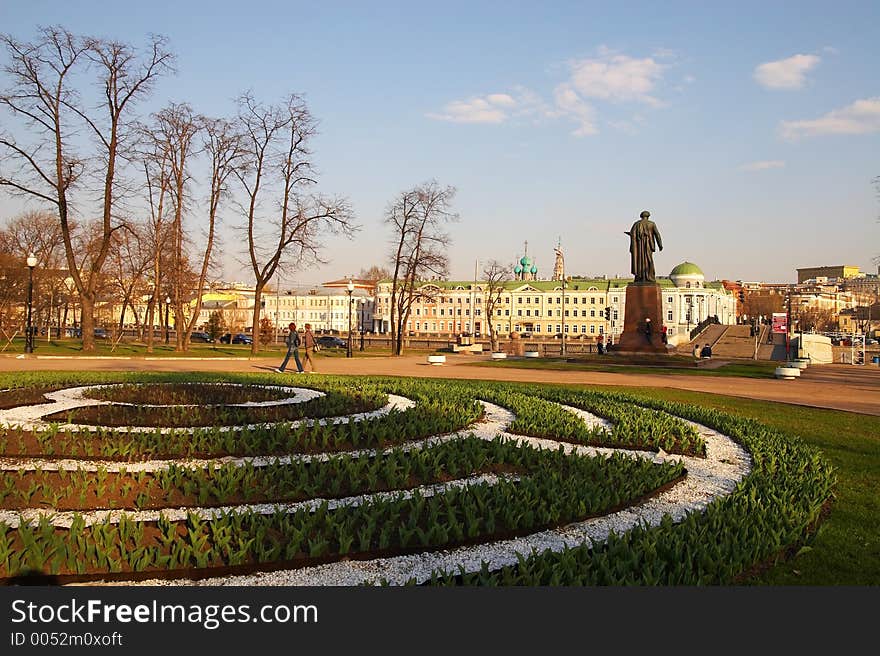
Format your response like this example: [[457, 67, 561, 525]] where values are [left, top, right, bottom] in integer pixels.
[[670, 261, 704, 277], [530, 265, 538, 274], [520, 256, 532, 267], [514, 265, 523, 274]]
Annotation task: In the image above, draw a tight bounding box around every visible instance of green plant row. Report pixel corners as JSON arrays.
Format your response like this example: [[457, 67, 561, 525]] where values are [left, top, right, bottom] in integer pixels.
[[529, 386, 705, 456], [423, 394, 835, 585], [82, 382, 298, 406], [1, 436, 524, 510], [474, 385, 704, 456], [2, 400, 481, 460], [0, 439, 683, 580]]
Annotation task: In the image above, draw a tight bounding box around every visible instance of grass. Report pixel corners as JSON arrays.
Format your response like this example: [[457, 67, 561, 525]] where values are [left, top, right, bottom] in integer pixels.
[[600, 385, 880, 585], [464, 356, 780, 378]]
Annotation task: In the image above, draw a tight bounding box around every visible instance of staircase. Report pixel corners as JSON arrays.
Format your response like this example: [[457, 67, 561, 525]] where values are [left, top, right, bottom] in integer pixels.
[[676, 323, 728, 355], [710, 325, 761, 359]]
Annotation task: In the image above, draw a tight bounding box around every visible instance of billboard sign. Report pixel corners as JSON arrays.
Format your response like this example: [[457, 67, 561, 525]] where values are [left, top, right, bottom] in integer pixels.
[[771, 312, 788, 334]]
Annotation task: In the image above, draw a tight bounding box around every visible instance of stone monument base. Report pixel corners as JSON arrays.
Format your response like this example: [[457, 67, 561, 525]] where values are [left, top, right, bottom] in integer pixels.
[[615, 283, 668, 353]]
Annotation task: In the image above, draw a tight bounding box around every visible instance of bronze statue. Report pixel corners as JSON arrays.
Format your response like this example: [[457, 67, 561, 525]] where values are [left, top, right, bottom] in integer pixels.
[[625, 210, 663, 283]]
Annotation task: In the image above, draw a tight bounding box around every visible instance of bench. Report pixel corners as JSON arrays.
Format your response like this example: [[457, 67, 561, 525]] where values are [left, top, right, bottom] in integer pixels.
[[427, 355, 446, 365]]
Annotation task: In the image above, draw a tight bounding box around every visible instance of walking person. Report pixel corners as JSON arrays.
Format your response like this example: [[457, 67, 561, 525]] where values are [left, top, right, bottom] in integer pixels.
[[301, 323, 317, 373], [275, 322, 304, 373]]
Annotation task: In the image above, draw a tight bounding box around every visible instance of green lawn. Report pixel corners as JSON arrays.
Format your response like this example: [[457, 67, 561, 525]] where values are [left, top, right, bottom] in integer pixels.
[[464, 356, 779, 378], [604, 385, 880, 584]]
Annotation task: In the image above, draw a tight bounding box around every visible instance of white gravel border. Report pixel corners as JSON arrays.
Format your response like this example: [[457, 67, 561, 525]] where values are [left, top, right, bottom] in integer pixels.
[[68, 399, 752, 587]]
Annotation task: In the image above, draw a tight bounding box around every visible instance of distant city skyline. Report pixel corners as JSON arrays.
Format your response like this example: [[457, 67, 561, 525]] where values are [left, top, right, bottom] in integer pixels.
[[2, 1, 878, 286]]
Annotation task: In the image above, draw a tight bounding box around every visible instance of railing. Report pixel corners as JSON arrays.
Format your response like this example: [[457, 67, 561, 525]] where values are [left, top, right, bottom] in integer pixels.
[[689, 315, 720, 341]]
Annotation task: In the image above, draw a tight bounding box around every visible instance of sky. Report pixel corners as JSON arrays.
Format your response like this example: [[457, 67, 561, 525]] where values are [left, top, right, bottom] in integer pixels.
[[2, 0, 879, 287]]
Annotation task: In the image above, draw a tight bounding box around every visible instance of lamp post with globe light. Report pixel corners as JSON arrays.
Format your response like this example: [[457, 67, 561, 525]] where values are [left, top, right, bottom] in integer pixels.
[[358, 298, 366, 351], [25, 253, 37, 353], [164, 296, 171, 344], [346, 278, 354, 358]]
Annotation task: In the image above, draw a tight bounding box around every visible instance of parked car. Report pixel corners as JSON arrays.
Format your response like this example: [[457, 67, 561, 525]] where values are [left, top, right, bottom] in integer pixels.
[[316, 335, 347, 349], [219, 333, 253, 345], [94, 327, 110, 340], [189, 331, 212, 343]]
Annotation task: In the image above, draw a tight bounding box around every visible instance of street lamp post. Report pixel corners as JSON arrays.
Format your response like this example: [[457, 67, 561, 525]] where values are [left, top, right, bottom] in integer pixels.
[[785, 290, 792, 361], [358, 298, 365, 351], [164, 296, 171, 344], [346, 279, 354, 358], [561, 278, 567, 357], [25, 253, 37, 353]]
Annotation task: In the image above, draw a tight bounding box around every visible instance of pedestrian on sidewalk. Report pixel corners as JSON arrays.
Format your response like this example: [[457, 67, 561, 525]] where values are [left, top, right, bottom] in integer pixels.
[[301, 323, 317, 373], [275, 322, 304, 373], [692, 342, 701, 360], [700, 343, 713, 359]]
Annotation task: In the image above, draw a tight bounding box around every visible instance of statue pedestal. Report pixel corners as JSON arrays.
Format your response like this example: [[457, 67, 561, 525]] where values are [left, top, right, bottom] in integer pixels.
[[615, 283, 668, 353]]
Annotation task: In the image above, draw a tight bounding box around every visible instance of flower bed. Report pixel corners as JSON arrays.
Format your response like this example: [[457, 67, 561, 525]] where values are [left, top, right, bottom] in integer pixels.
[[0, 373, 834, 586]]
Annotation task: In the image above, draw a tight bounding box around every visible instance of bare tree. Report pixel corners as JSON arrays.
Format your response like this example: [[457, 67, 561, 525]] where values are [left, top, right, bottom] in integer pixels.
[[181, 116, 244, 348], [105, 221, 151, 336], [147, 103, 201, 350], [482, 259, 512, 352], [359, 265, 391, 281], [137, 121, 172, 352], [0, 27, 174, 351], [232, 92, 355, 354], [386, 181, 457, 355]]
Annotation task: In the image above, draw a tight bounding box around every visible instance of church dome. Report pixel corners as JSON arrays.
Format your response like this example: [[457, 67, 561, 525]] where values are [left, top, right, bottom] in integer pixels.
[[670, 261, 705, 288], [514, 265, 523, 274], [520, 256, 532, 267], [670, 262, 704, 277], [530, 265, 538, 274]]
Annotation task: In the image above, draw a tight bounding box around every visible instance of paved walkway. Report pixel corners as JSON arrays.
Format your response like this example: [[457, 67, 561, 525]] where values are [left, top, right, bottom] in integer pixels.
[[3, 352, 879, 416]]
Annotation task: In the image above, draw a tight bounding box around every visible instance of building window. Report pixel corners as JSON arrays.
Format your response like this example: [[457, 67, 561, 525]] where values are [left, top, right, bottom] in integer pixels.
[[535, 325, 541, 332], [505, 309, 510, 316], [613, 311, 618, 320], [591, 297, 596, 304], [497, 309, 502, 316], [590, 325, 595, 333], [517, 310, 522, 316], [526, 310, 531, 316], [573, 297, 578, 304], [667, 311, 673, 321], [612, 297, 618, 303], [564, 310, 569, 317], [668, 296, 673, 303], [590, 309, 595, 317]]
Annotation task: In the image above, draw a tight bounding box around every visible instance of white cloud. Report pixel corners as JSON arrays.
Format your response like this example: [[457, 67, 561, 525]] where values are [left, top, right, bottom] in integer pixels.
[[426, 89, 549, 124], [553, 84, 597, 136], [754, 54, 820, 89], [426, 96, 510, 124], [565, 48, 666, 106], [427, 47, 673, 138], [780, 97, 880, 139], [738, 160, 785, 171]]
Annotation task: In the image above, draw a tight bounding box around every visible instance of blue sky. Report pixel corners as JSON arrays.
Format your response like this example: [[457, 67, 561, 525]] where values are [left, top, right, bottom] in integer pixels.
[[2, 1, 879, 286]]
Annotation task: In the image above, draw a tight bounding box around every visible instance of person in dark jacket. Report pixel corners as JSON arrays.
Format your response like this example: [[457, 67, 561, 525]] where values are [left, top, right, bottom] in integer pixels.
[[700, 343, 713, 359], [275, 322, 304, 373]]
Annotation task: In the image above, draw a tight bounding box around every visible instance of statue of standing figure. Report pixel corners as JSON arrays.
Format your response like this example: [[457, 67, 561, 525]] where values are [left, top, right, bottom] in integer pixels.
[[625, 210, 663, 283]]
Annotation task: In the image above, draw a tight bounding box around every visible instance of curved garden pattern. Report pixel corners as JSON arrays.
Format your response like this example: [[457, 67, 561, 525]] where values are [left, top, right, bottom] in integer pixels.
[[0, 374, 834, 586]]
